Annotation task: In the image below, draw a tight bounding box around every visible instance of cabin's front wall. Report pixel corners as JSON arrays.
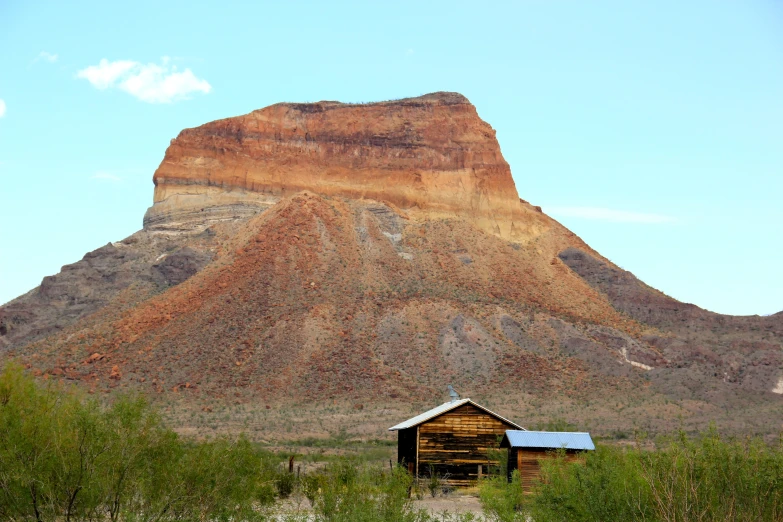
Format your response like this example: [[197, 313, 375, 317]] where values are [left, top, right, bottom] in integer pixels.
[[417, 404, 511, 485]]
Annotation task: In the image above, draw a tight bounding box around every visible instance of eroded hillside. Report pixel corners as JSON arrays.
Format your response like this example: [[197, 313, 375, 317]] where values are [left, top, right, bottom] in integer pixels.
[[2, 93, 781, 440]]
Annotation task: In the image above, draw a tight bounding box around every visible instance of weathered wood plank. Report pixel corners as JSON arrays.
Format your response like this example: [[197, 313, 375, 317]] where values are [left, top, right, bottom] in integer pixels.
[[507, 447, 586, 492], [396, 403, 519, 486]]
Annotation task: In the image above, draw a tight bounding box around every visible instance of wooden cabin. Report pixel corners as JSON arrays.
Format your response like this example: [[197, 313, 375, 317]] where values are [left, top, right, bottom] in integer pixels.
[[389, 399, 524, 486], [500, 430, 595, 492]]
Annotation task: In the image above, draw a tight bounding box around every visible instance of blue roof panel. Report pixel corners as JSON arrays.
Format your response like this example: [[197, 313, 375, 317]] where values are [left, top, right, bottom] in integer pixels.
[[504, 430, 595, 450]]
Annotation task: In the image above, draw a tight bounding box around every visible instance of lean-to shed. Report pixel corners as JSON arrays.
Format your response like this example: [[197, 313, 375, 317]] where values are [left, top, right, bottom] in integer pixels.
[[389, 399, 524, 485], [500, 430, 595, 491]]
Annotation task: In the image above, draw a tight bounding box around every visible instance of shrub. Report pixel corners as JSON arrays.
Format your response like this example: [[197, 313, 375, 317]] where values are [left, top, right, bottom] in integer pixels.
[[528, 430, 783, 522], [426, 465, 443, 498], [529, 446, 653, 522], [311, 462, 428, 522], [0, 363, 279, 521], [478, 472, 526, 522], [301, 472, 325, 506], [275, 467, 297, 499], [638, 429, 783, 522]]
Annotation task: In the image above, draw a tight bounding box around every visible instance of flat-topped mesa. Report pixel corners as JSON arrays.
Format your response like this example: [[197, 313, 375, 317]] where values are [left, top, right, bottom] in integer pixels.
[[144, 91, 547, 240]]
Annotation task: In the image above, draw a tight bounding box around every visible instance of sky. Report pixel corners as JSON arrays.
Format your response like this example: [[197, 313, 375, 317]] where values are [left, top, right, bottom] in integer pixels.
[[1, 0, 781, 315]]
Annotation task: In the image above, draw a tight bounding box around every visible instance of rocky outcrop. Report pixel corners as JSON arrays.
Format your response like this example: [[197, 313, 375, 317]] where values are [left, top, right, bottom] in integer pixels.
[[0, 234, 218, 352], [145, 92, 549, 240], [558, 247, 783, 394]]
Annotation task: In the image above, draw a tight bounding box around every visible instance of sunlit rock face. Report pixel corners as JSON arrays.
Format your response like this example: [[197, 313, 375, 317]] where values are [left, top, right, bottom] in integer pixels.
[[144, 92, 549, 240]]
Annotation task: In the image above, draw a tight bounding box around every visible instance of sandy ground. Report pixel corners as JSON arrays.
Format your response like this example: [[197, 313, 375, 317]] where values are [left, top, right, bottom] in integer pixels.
[[273, 492, 484, 518], [413, 493, 483, 515]]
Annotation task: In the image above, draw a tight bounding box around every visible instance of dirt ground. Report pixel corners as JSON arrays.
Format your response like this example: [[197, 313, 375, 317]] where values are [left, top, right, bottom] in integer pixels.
[[273, 491, 484, 518], [413, 492, 483, 515]]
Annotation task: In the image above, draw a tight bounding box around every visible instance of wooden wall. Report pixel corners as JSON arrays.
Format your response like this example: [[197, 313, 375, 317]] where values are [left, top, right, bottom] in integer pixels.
[[416, 403, 513, 486], [507, 448, 584, 492]]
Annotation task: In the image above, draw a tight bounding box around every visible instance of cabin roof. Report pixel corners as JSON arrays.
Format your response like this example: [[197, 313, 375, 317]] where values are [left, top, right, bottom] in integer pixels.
[[388, 399, 525, 431], [500, 430, 595, 450]]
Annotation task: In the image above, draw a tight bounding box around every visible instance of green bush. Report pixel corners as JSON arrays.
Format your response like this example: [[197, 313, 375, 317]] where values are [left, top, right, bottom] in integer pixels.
[[637, 429, 783, 522], [275, 467, 297, 499], [300, 472, 325, 506], [486, 446, 508, 478], [478, 472, 526, 522], [309, 461, 429, 522], [0, 363, 279, 521], [527, 430, 783, 522], [529, 446, 653, 522]]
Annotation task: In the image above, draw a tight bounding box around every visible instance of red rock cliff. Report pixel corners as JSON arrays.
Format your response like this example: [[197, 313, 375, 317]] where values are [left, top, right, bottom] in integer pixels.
[[144, 92, 547, 240]]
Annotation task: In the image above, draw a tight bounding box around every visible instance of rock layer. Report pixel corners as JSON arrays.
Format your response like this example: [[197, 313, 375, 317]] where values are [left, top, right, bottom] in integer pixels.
[[145, 92, 548, 240], [3, 92, 782, 441]]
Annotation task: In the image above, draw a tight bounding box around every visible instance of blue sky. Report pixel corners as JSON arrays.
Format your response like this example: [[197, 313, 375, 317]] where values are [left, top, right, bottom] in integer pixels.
[[1, 0, 781, 315]]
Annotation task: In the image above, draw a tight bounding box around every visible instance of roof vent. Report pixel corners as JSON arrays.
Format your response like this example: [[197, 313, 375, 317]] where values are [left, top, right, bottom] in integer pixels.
[[447, 384, 460, 403]]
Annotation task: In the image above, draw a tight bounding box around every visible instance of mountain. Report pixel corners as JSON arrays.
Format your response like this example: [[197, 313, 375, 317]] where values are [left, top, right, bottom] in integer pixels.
[[144, 92, 538, 240], [1, 92, 781, 440]]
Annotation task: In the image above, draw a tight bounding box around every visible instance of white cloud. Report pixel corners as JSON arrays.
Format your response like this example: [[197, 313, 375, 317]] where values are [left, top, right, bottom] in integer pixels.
[[77, 57, 211, 103], [0, 99, 5, 118], [545, 206, 675, 224], [406, 48, 415, 55], [77, 59, 137, 89], [36, 51, 58, 63], [92, 171, 122, 182]]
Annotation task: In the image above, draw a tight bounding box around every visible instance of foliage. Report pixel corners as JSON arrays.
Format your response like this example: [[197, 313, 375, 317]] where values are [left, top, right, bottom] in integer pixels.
[[308, 460, 429, 522], [0, 363, 280, 521], [485, 446, 508, 478], [274, 465, 297, 499], [477, 472, 526, 522], [637, 428, 783, 522], [525, 430, 783, 522], [300, 472, 325, 506], [528, 446, 653, 522], [426, 465, 444, 498], [4, 362, 783, 522]]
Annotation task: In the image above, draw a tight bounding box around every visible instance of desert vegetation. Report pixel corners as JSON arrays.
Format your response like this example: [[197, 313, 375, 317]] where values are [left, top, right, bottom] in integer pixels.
[[0, 363, 283, 521], [0, 364, 471, 521], [479, 430, 783, 521], [2, 363, 782, 521]]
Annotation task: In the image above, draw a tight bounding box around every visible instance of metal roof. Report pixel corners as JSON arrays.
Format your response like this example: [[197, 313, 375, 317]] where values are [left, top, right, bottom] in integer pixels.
[[501, 430, 595, 450], [388, 399, 525, 431]]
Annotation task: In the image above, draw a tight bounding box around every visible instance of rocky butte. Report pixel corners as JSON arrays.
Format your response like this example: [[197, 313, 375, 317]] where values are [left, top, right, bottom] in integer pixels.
[[145, 92, 550, 242], [1, 92, 782, 441]]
